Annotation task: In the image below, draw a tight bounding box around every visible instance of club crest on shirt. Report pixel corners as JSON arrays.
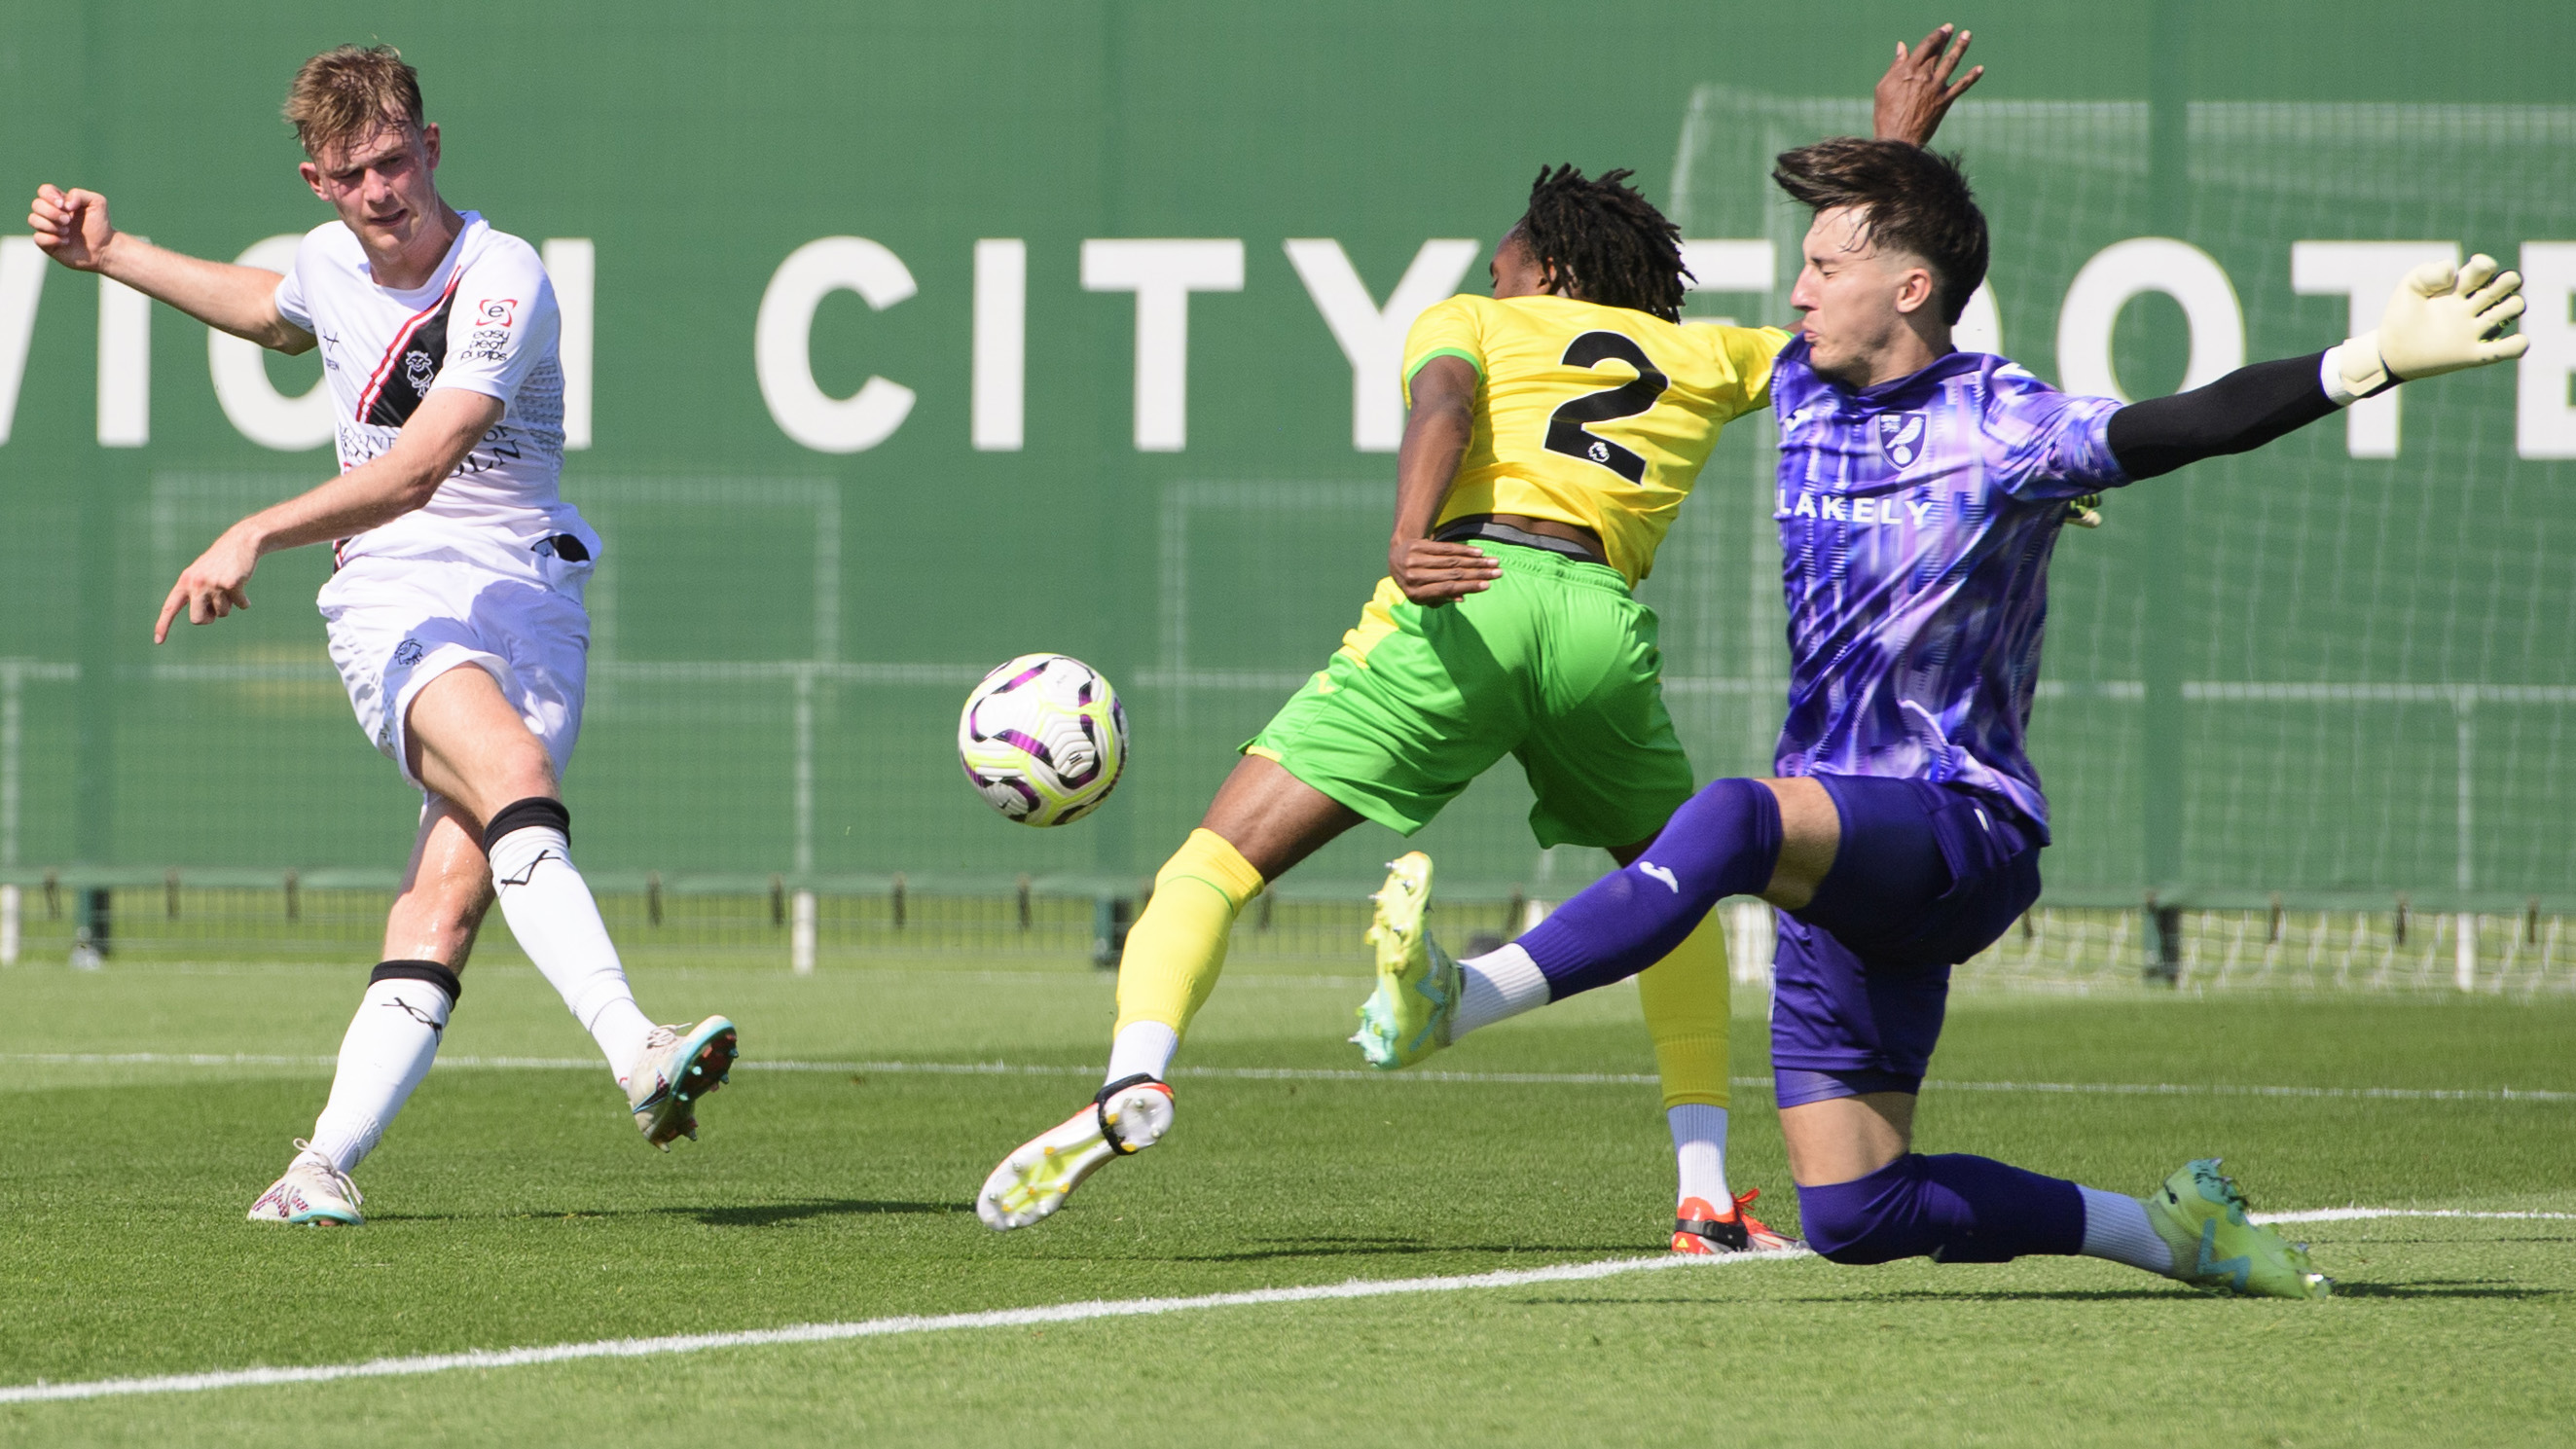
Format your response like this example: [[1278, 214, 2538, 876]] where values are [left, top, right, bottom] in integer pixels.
[[391, 637, 424, 668], [1879, 412, 1928, 469], [403, 349, 437, 392]]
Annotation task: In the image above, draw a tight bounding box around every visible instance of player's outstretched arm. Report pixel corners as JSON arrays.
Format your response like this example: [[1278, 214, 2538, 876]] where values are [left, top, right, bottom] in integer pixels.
[[28, 184, 314, 352], [153, 389, 504, 642], [2106, 255, 2527, 482], [1387, 354, 1501, 608], [1872, 23, 1983, 146]]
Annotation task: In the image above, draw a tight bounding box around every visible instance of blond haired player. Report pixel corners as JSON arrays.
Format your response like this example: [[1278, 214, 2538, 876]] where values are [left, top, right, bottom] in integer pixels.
[[976, 29, 1985, 1250], [27, 46, 738, 1225]]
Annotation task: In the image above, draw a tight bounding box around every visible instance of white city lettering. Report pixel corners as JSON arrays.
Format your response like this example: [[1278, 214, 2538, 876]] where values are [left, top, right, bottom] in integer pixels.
[[2291, 239, 2456, 457], [0, 236, 40, 445], [209, 240, 340, 450], [755, 235, 918, 453], [1083, 238, 1245, 452], [1286, 237, 1479, 452], [17, 232, 2574, 463]]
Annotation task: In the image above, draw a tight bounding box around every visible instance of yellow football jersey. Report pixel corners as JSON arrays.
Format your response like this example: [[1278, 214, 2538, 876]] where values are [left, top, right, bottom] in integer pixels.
[[1403, 294, 1788, 585]]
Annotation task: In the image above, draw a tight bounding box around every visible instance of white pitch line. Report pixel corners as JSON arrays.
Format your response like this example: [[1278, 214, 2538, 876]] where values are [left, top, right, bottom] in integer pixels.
[[6, 1206, 2570, 1407], [0, 1250, 1791, 1406], [7, 1053, 2570, 1103]]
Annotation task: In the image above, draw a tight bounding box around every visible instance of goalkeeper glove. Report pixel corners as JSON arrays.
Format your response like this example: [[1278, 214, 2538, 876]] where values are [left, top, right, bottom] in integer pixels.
[[2324, 254, 2529, 405]]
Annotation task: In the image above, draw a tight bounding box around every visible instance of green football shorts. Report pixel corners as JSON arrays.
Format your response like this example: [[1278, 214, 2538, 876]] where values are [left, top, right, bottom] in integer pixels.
[[1245, 542, 1694, 850]]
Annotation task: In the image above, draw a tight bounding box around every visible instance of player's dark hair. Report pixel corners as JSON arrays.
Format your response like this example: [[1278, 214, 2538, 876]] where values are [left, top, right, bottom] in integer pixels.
[[1510, 164, 1689, 323], [1771, 138, 1988, 325], [284, 45, 426, 161]]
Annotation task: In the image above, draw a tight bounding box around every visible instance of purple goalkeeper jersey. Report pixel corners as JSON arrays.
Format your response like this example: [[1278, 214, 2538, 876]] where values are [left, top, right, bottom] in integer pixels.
[[1768, 336, 2129, 839]]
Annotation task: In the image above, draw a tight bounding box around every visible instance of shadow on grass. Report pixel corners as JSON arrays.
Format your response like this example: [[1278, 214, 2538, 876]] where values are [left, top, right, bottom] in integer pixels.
[[1785, 1288, 2196, 1303], [2331, 1235, 2576, 1247], [2330, 1280, 2564, 1300], [671, 1199, 970, 1227], [1171, 1237, 1643, 1264], [372, 1199, 969, 1226]]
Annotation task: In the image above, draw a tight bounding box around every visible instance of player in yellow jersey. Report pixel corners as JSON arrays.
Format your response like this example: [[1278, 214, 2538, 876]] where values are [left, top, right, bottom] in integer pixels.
[[975, 27, 1985, 1248]]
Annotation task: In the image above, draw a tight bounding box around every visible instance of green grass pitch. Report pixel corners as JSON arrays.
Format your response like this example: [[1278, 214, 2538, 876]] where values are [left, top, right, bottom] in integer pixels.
[[0, 953, 2569, 1445]]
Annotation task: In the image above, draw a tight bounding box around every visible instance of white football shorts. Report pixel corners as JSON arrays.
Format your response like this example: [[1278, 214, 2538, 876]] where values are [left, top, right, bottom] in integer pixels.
[[318, 553, 592, 790]]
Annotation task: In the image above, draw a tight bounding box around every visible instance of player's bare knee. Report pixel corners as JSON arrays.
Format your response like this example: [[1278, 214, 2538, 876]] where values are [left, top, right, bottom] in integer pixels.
[[493, 738, 558, 807], [1760, 777, 1841, 907], [1199, 756, 1358, 879]]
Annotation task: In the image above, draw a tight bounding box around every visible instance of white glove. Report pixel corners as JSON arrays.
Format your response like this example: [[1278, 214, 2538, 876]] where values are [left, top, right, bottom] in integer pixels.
[[2324, 254, 2530, 405]]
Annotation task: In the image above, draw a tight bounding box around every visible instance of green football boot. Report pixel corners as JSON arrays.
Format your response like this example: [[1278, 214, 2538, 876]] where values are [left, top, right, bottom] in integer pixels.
[[2144, 1158, 2332, 1299], [1350, 851, 1459, 1069]]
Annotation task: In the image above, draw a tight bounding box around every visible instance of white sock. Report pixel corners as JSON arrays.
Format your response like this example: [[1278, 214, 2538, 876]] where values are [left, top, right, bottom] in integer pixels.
[[2079, 1185, 2175, 1275], [307, 975, 453, 1175], [1452, 943, 1550, 1037], [1105, 1021, 1179, 1086], [487, 822, 658, 1080], [1669, 1103, 1732, 1208]]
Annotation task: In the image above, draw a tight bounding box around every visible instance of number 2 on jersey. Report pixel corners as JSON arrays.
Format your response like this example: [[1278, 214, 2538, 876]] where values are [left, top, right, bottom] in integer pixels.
[[1544, 332, 1668, 484]]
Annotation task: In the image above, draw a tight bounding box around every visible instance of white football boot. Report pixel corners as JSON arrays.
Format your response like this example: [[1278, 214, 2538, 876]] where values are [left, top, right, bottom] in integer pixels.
[[976, 1076, 1176, 1230], [625, 1016, 740, 1149], [246, 1141, 365, 1226]]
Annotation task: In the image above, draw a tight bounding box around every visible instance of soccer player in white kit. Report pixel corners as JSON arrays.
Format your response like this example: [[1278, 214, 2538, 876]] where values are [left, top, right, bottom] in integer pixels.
[[26, 46, 739, 1225]]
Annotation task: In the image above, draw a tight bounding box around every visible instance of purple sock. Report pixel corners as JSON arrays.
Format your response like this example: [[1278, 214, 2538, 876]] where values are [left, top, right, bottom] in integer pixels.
[[1795, 1153, 2086, 1265], [1514, 778, 1782, 1000]]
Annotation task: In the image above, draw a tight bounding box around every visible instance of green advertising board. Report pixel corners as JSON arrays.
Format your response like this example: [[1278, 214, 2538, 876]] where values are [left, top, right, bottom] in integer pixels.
[[2, 2, 2572, 909]]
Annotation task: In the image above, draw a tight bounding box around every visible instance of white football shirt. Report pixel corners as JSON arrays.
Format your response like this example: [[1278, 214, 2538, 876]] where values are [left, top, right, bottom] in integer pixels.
[[273, 211, 596, 574]]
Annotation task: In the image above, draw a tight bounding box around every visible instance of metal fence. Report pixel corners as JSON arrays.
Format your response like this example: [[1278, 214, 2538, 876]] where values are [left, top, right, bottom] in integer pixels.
[[6, 880, 2570, 999]]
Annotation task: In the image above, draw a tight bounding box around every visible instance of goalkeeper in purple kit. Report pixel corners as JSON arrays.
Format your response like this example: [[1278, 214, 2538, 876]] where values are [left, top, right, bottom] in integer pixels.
[[1351, 112, 2528, 1295]]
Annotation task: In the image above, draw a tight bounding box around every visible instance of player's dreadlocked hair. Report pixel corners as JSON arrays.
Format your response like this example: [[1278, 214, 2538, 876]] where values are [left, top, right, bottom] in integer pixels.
[[1510, 164, 1690, 323], [1771, 138, 1988, 325]]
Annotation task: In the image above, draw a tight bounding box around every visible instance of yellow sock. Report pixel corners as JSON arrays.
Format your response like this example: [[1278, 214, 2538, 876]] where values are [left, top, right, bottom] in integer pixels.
[[1636, 907, 1731, 1110], [1113, 828, 1266, 1037]]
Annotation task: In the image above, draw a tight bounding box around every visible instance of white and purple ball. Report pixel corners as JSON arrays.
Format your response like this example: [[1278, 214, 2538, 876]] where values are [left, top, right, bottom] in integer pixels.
[[958, 653, 1129, 827]]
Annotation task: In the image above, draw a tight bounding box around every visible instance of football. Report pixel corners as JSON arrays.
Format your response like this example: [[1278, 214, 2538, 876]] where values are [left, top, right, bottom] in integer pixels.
[[957, 654, 1130, 826]]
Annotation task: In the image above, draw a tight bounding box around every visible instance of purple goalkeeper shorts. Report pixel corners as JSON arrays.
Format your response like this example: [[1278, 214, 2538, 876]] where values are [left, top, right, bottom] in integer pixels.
[[1769, 774, 2043, 1109]]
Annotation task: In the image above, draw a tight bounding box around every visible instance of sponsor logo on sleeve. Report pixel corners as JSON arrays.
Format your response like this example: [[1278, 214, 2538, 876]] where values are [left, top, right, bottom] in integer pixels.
[[474, 299, 518, 327]]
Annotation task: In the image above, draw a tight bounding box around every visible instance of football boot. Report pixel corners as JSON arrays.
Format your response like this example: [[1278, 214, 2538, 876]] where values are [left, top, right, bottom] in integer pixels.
[[1351, 852, 1460, 1069], [977, 1075, 1175, 1230], [625, 1016, 739, 1149], [246, 1141, 364, 1226], [1671, 1188, 1797, 1254], [2144, 1158, 2332, 1299]]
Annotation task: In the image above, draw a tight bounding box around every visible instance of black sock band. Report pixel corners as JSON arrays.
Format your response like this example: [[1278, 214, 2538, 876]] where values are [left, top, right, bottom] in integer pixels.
[[1094, 1072, 1169, 1155], [482, 796, 570, 853], [370, 959, 463, 1006]]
